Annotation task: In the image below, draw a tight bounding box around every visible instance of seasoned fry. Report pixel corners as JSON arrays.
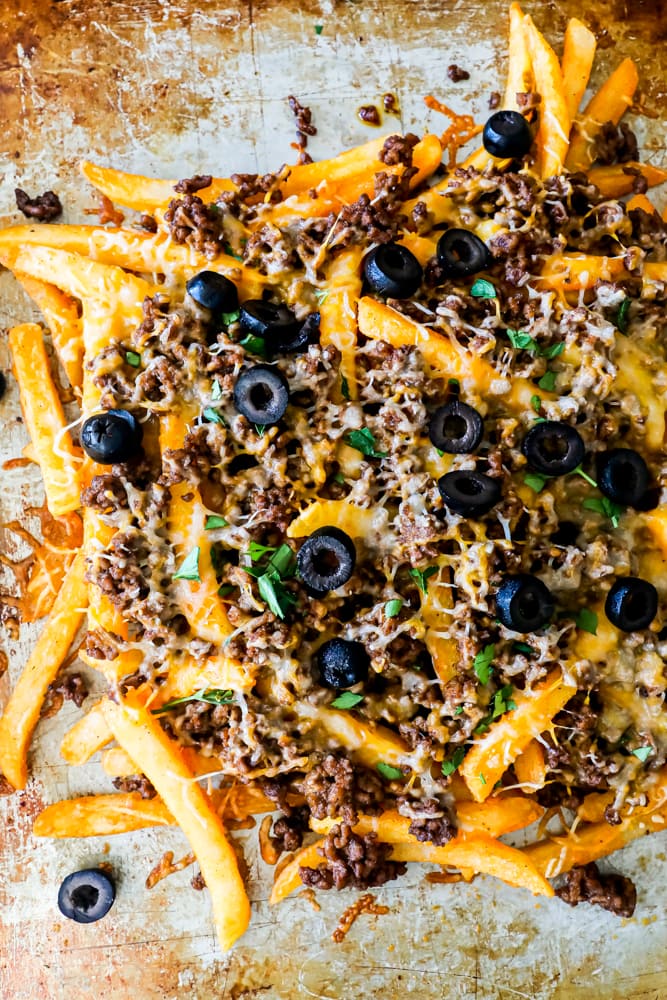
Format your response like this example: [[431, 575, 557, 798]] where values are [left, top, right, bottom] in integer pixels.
[[561, 18, 597, 123], [0, 551, 88, 789], [14, 273, 84, 393], [34, 793, 174, 837], [318, 249, 362, 402], [60, 700, 114, 766], [565, 57, 639, 171], [8, 323, 82, 516], [587, 162, 667, 198], [513, 739, 547, 789], [524, 13, 570, 177], [102, 696, 250, 951]]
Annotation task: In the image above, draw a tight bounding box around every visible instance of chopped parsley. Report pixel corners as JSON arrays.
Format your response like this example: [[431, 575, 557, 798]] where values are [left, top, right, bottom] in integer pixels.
[[513, 642, 534, 655], [125, 350, 141, 367], [454, 705, 465, 715], [470, 278, 496, 299], [478, 773, 487, 785], [632, 746, 653, 762], [205, 514, 228, 530], [530, 394, 542, 415], [507, 329, 538, 352], [222, 243, 243, 261], [173, 546, 200, 582], [211, 380, 223, 401], [409, 565, 438, 595], [441, 746, 466, 776], [475, 684, 516, 734], [473, 643, 495, 685], [217, 584, 234, 597], [615, 297, 631, 334], [244, 542, 297, 620], [222, 309, 241, 326], [314, 288, 329, 304], [239, 333, 267, 357], [151, 687, 234, 715], [344, 427, 387, 458], [376, 762, 403, 781], [314, 23, 324, 35], [542, 342, 565, 360], [331, 691, 364, 710], [537, 370, 557, 392], [333, 472, 346, 485], [571, 465, 598, 488], [575, 608, 598, 635], [341, 375, 350, 400], [255, 424, 266, 437], [203, 406, 225, 425], [385, 598, 404, 618], [583, 496, 624, 529], [524, 472, 548, 493]]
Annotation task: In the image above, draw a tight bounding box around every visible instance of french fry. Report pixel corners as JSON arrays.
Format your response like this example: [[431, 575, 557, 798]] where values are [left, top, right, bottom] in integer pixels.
[[80, 160, 236, 211], [513, 739, 547, 789], [524, 13, 570, 178], [565, 57, 639, 172], [561, 18, 597, 123], [101, 695, 250, 951], [356, 297, 551, 410], [14, 273, 84, 393], [100, 746, 137, 777], [60, 700, 114, 765], [34, 793, 174, 837], [459, 669, 577, 802], [538, 252, 627, 292], [419, 560, 458, 686], [0, 550, 88, 789], [625, 193, 658, 215], [8, 324, 82, 517], [286, 499, 383, 540], [298, 703, 414, 770], [587, 162, 667, 199], [318, 249, 362, 403]]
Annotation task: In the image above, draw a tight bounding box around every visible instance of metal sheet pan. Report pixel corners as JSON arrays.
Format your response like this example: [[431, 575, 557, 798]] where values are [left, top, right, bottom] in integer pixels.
[[0, 2, 666, 997]]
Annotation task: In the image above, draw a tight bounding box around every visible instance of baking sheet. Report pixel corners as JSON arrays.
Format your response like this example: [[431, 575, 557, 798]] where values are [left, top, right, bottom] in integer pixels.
[[1, 1, 666, 997]]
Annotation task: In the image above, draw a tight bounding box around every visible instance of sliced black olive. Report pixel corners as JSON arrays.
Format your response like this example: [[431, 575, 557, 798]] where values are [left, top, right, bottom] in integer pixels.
[[522, 421, 585, 477], [0, 371, 6, 401], [438, 470, 501, 517], [363, 243, 423, 298], [233, 365, 289, 425], [605, 577, 658, 632], [81, 409, 143, 465], [297, 526, 356, 595], [436, 228, 491, 279], [58, 868, 116, 924], [597, 448, 649, 506], [239, 300, 299, 350], [482, 110, 533, 159], [429, 401, 484, 454], [186, 270, 239, 314], [317, 637, 370, 689], [496, 574, 554, 633], [278, 311, 321, 354]]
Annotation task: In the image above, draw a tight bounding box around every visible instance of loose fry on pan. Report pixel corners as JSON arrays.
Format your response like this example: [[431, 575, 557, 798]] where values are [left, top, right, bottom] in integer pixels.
[[525, 772, 667, 878], [459, 669, 577, 801], [271, 831, 553, 903], [357, 297, 552, 410], [14, 273, 84, 393], [587, 162, 667, 199], [102, 695, 251, 951], [34, 793, 175, 837], [0, 550, 88, 789], [80, 160, 237, 212], [513, 739, 547, 789], [565, 57, 639, 171], [8, 323, 82, 517], [524, 13, 570, 178], [561, 18, 597, 123], [318, 248, 362, 403], [60, 700, 114, 765]]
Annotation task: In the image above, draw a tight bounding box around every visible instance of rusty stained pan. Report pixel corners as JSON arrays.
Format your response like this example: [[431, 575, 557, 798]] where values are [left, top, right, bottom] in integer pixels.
[[0, 1, 666, 998]]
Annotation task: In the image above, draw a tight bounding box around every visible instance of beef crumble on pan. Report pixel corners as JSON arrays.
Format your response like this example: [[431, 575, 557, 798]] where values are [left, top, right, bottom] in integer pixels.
[[78, 125, 667, 911]]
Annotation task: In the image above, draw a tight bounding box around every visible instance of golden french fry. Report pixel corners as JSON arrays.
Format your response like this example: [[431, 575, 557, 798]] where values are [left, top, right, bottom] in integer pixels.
[[561, 18, 597, 123], [0, 551, 88, 789], [60, 700, 114, 766], [14, 273, 84, 393], [566, 57, 639, 171], [524, 13, 570, 178], [318, 249, 362, 403], [33, 793, 174, 837]]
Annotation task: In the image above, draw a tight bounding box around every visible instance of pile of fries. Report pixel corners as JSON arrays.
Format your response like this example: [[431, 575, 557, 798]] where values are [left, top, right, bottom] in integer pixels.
[[1, 2, 666, 951]]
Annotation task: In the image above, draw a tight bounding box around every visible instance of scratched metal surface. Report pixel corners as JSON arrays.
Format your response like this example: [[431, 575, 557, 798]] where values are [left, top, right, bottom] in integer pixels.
[[0, 1, 667, 998]]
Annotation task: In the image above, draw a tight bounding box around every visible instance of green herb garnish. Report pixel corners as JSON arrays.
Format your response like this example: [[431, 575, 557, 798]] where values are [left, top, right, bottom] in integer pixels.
[[125, 350, 141, 367], [333, 472, 346, 485], [385, 598, 403, 618], [344, 427, 387, 459], [151, 687, 234, 715], [255, 424, 266, 437], [616, 297, 631, 334], [530, 394, 542, 415], [571, 465, 598, 488], [222, 309, 241, 326], [475, 684, 516, 734], [239, 333, 267, 357], [632, 746, 652, 762], [409, 565, 438, 595], [583, 496, 624, 529], [454, 705, 465, 715], [575, 608, 598, 635], [542, 342, 565, 360], [513, 642, 534, 655], [205, 515, 228, 530], [258, 573, 296, 619], [538, 370, 557, 392], [470, 278, 496, 299], [244, 542, 297, 620], [203, 406, 225, 425], [314, 288, 329, 304], [507, 329, 539, 351], [524, 472, 548, 493], [377, 762, 403, 781], [341, 375, 350, 400], [211, 380, 223, 401], [173, 547, 200, 581], [441, 746, 466, 776], [478, 773, 487, 785], [331, 691, 364, 710], [473, 643, 495, 685], [217, 584, 234, 597], [314, 23, 324, 35]]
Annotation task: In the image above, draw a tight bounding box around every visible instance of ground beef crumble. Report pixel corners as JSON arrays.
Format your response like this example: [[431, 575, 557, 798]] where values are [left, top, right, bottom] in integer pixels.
[[15, 188, 62, 221], [556, 862, 637, 917], [299, 822, 406, 890]]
